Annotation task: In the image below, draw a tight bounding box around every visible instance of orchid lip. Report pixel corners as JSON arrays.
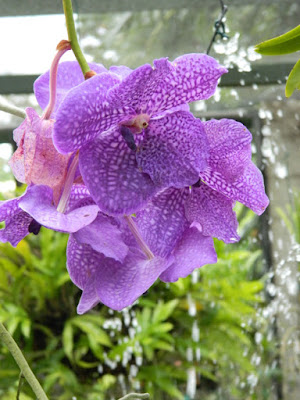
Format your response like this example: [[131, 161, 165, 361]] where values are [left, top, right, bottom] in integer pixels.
[[121, 113, 150, 134]]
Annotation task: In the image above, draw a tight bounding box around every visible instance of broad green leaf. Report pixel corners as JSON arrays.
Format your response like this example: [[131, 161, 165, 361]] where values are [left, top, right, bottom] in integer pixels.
[[286, 59, 300, 97], [255, 24, 300, 55]]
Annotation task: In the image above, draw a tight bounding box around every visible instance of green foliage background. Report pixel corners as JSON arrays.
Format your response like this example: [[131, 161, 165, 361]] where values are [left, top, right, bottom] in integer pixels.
[[0, 198, 278, 400]]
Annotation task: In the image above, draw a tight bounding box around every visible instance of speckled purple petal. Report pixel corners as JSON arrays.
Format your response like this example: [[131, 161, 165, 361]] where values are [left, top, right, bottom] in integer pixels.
[[152, 103, 190, 119], [185, 184, 240, 243], [67, 234, 98, 290], [66, 184, 93, 212], [204, 119, 252, 181], [77, 276, 100, 314], [199, 162, 269, 215], [136, 111, 208, 188], [34, 61, 107, 114], [0, 197, 32, 247], [160, 227, 217, 282], [109, 54, 227, 115], [19, 185, 99, 232], [109, 65, 132, 79], [135, 188, 189, 258], [67, 234, 171, 312], [93, 251, 170, 311], [79, 128, 157, 216], [73, 214, 129, 262], [53, 73, 134, 154]]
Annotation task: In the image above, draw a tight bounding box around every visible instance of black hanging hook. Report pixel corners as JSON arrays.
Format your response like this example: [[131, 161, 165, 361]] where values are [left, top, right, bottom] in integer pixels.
[[206, 0, 229, 55]]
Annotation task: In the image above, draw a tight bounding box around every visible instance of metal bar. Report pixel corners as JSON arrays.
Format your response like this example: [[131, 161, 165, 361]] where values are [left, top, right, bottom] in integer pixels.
[[0, 0, 280, 16], [0, 129, 14, 144], [0, 63, 292, 95]]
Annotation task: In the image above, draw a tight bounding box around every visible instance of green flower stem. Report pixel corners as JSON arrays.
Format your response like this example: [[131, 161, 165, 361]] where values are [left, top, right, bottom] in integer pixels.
[[62, 0, 90, 76], [118, 394, 150, 400], [0, 322, 49, 400], [0, 99, 26, 119]]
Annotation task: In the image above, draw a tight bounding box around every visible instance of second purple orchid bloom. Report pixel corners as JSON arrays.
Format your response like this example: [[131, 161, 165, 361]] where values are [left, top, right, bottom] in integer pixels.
[[0, 52, 269, 312]]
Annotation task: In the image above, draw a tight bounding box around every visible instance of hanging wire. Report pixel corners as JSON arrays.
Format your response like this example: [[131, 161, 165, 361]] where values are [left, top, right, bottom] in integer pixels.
[[206, 0, 229, 55]]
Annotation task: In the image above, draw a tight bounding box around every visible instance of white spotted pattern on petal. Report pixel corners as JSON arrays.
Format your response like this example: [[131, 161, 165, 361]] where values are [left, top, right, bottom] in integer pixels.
[[199, 163, 269, 215], [53, 73, 134, 154], [136, 111, 208, 188], [135, 187, 189, 258], [109, 54, 227, 116], [67, 234, 99, 290], [0, 197, 32, 247], [79, 128, 157, 216], [204, 119, 252, 181], [185, 184, 240, 243]]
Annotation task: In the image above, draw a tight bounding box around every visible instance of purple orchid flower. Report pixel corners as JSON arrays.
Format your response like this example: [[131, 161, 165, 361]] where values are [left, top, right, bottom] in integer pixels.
[[0, 185, 99, 247], [198, 119, 269, 215], [66, 207, 216, 312], [132, 119, 269, 282], [53, 54, 227, 215]]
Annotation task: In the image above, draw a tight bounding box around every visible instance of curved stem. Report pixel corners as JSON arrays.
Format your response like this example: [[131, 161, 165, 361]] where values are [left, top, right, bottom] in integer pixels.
[[42, 41, 71, 120], [57, 151, 79, 213], [0, 100, 26, 119], [124, 216, 154, 260], [16, 372, 24, 400], [0, 322, 49, 400], [118, 394, 150, 400], [62, 0, 90, 76]]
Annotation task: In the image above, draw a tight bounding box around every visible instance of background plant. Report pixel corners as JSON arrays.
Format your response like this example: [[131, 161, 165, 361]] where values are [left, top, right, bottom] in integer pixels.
[[0, 196, 274, 400]]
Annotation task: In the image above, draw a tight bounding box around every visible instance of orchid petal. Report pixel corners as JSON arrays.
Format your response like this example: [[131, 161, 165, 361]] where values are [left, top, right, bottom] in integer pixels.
[[34, 61, 107, 114], [93, 251, 170, 311], [53, 73, 134, 154], [73, 214, 129, 262], [109, 65, 132, 79], [19, 185, 99, 232], [67, 234, 170, 312], [135, 188, 189, 258], [67, 234, 98, 290], [136, 111, 208, 188], [66, 184, 93, 212], [109, 54, 227, 116], [9, 108, 70, 203], [79, 128, 157, 216], [204, 119, 252, 181], [199, 163, 269, 215], [0, 197, 32, 247], [185, 184, 240, 243], [77, 277, 100, 314], [160, 228, 217, 282]]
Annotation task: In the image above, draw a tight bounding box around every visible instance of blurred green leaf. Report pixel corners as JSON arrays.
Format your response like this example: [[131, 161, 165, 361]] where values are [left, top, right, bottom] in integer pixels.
[[255, 24, 300, 55], [285, 59, 300, 97], [152, 299, 178, 324]]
